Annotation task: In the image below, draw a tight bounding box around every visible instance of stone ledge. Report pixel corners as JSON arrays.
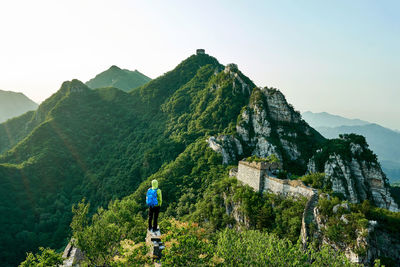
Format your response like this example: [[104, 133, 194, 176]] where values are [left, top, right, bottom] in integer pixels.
[[145, 229, 164, 261]]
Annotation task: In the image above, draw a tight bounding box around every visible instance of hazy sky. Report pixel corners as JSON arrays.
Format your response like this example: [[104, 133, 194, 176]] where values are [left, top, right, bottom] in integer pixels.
[[1, 0, 399, 129]]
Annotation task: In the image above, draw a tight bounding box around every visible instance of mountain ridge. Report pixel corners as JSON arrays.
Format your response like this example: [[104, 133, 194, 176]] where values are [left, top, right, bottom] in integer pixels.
[[302, 111, 369, 128], [85, 65, 151, 91]]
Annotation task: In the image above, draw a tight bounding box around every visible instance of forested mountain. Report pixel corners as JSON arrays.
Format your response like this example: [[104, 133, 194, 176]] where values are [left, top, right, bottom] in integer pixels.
[[0, 90, 38, 123], [1, 52, 399, 266], [85, 65, 151, 91], [0, 53, 221, 266]]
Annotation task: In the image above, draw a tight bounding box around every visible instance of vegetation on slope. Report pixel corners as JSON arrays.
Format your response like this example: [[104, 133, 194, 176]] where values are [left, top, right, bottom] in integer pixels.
[[0, 53, 232, 266], [0, 80, 182, 266], [68, 207, 356, 266]]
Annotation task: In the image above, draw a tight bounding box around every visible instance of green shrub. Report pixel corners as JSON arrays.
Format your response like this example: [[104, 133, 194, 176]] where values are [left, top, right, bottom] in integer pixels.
[[19, 247, 62, 267]]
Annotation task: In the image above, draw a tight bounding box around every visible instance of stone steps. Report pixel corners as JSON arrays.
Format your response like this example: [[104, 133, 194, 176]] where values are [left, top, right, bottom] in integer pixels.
[[301, 193, 319, 248], [146, 229, 165, 264]]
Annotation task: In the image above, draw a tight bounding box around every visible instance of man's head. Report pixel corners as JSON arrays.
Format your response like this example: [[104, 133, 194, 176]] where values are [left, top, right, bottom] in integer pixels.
[[152, 179, 158, 189]]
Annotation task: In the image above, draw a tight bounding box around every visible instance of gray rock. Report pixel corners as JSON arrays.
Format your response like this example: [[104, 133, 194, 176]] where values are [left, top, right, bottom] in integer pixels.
[[308, 150, 399, 212], [207, 135, 243, 164], [333, 203, 350, 213]]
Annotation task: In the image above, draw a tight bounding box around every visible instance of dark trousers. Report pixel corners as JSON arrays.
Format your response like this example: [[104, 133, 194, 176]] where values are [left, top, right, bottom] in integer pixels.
[[148, 206, 160, 231]]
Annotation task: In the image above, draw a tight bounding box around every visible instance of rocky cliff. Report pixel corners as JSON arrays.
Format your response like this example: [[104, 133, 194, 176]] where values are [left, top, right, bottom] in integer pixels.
[[308, 134, 398, 211], [208, 66, 324, 174], [312, 196, 400, 266]]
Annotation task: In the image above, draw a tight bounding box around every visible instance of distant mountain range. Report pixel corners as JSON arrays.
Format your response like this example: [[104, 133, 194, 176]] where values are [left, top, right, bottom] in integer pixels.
[[302, 111, 400, 183], [85, 65, 151, 91], [0, 90, 38, 123], [302, 111, 369, 128]]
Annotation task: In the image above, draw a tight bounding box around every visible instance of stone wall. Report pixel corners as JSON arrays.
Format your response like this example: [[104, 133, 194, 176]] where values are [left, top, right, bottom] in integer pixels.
[[236, 161, 315, 199], [236, 161, 265, 192], [263, 176, 315, 198]]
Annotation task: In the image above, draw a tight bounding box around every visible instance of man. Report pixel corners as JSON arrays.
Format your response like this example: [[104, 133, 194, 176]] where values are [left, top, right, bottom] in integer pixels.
[[146, 179, 162, 235]]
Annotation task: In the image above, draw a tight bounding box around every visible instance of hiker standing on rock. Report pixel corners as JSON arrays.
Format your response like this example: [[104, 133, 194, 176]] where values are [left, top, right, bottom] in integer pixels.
[[146, 179, 162, 235]]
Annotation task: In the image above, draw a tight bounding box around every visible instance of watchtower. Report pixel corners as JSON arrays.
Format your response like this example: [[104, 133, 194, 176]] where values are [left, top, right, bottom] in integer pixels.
[[196, 49, 205, 55], [236, 161, 268, 192]]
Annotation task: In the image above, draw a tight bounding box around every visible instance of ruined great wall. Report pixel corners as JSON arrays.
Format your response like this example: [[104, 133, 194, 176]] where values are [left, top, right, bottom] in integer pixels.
[[232, 160, 318, 247]]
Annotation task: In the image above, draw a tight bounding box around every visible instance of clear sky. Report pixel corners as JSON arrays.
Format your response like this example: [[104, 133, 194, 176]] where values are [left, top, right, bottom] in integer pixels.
[[1, 0, 399, 129]]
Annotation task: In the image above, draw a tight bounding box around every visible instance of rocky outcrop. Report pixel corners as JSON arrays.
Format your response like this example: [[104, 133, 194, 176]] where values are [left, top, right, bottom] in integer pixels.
[[222, 192, 250, 228], [308, 136, 398, 211], [208, 63, 396, 212], [367, 227, 400, 266], [262, 88, 301, 124], [145, 229, 164, 261], [61, 240, 84, 267], [209, 82, 323, 168], [311, 202, 370, 265], [207, 135, 243, 164], [224, 64, 251, 95], [312, 201, 400, 266]]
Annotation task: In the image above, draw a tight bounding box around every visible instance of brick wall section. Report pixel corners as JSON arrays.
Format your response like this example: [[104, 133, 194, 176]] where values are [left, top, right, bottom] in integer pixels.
[[263, 176, 315, 198], [236, 161, 315, 198], [237, 161, 265, 192]]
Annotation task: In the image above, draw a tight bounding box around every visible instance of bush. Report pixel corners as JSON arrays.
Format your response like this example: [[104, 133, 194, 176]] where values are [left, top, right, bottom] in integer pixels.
[[160, 219, 215, 266], [19, 247, 62, 267], [216, 228, 355, 266], [301, 173, 326, 190]]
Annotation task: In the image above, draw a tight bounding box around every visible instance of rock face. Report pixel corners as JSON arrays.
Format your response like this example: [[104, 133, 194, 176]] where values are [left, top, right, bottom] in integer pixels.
[[236, 87, 318, 166], [312, 205, 371, 265], [367, 227, 400, 266], [207, 79, 324, 174], [61, 240, 84, 267], [222, 191, 250, 228], [312, 202, 400, 266], [207, 135, 243, 164], [308, 135, 398, 211]]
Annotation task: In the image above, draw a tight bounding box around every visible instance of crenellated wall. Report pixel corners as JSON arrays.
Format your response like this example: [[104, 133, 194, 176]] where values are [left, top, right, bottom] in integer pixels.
[[236, 160, 315, 198], [263, 176, 316, 198]]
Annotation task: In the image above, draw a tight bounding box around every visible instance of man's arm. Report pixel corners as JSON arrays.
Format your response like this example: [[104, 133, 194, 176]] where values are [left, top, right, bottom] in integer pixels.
[[157, 189, 162, 207]]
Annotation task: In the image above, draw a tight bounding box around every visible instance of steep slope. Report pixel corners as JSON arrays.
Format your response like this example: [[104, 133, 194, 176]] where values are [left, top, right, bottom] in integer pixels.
[[316, 123, 400, 183], [85, 65, 151, 91], [0, 81, 177, 266], [0, 90, 38, 123], [0, 83, 87, 154], [302, 111, 369, 128], [307, 134, 398, 211], [0, 52, 222, 266], [232, 86, 325, 174]]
